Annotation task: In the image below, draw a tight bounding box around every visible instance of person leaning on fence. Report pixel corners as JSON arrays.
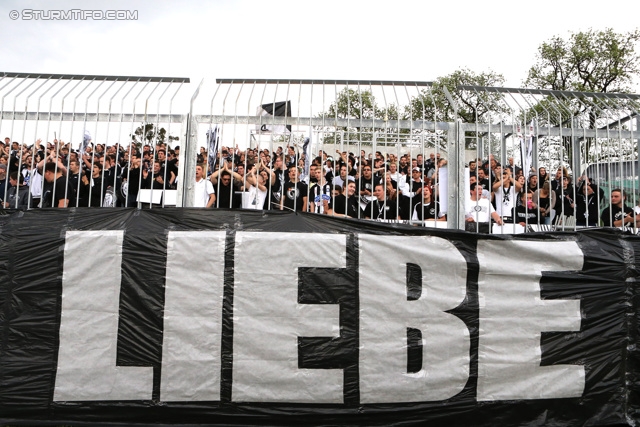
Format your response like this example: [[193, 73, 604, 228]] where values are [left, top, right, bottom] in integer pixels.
[[601, 188, 640, 228]]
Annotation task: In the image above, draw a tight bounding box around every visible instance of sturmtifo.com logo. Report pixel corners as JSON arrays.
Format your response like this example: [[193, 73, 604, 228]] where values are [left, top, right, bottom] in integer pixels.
[[9, 9, 138, 20]]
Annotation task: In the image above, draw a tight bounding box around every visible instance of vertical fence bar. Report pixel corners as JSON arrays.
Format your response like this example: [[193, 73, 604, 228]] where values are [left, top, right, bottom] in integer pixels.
[[183, 79, 203, 208]]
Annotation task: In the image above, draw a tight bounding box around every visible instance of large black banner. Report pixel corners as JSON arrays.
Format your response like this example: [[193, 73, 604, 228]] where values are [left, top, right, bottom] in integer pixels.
[[0, 208, 639, 426]]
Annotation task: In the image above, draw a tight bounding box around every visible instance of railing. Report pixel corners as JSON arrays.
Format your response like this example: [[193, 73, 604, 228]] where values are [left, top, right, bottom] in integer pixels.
[[1, 73, 638, 233]]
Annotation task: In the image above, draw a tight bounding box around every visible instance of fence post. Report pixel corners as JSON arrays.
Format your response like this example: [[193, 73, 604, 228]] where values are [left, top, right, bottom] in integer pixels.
[[531, 134, 538, 173], [571, 118, 581, 178], [635, 116, 640, 199], [447, 119, 465, 230], [181, 79, 203, 208]]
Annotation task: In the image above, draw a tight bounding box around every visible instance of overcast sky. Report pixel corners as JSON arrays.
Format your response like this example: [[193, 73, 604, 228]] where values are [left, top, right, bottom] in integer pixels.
[[2, 0, 639, 89], [1, 0, 639, 149]]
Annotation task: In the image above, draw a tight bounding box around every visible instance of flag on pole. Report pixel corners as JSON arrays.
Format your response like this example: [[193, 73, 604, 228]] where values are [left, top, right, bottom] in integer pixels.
[[521, 120, 534, 176], [206, 126, 219, 176], [256, 101, 292, 134], [81, 130, 92, 155]]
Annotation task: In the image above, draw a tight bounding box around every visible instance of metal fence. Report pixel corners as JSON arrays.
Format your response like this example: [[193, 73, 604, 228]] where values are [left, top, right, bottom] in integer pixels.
[[2, 72, 639, 233]]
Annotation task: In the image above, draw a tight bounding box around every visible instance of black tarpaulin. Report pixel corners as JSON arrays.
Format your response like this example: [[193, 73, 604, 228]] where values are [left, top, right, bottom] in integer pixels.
[[0, 208, 638, 426]]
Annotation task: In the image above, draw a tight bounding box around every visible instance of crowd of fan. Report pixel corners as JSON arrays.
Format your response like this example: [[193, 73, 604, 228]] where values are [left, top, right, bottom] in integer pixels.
[[194, 145, 452, 222], [195, 145, 637, 231], [0, 136, 179, 209], [2, 136, 636, 231]]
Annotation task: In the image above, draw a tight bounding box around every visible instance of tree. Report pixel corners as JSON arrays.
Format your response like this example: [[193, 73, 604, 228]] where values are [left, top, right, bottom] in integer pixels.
[[317, 88, 399, 146], [524, 28, 640, 93], [131, 123, 180, 146], [405, 69, 509, 149], [524, 29, 640, 164], [406, 68, 508, 123]]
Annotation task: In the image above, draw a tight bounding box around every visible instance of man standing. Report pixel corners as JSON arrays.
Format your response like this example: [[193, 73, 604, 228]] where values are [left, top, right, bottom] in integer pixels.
[[194, 164, 215, 208], [364, 183, 398, 220], [81, 163, 105, 207], [492, 169, 522, 222], [210, 165, 241, 209], [42, 161, 71, 208], [267, 154, 286, 210], [332, 164, 354, 191], [0, 164, 13, 203], [3, 171, 30, 209], [122, 151, 142, 207], [67, 159, 83, 207], [575, 178, 599, 226], [554, 174, 576, 219], [356, 164, 382, 204], [412, 185, 445, 222], [466, 183, 503, 232], [281, 165, 308, 212], [477, 168, 490, 193], [399, 167, 424, 219], [326, 181, 362, 218], [311, 165, 331, 214], [601, 189, 640, 227], [158, 148, 178, 188]]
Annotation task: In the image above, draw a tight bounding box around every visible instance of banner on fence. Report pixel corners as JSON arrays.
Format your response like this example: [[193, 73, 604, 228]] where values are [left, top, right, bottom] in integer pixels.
[[0, 209, 637, 426]]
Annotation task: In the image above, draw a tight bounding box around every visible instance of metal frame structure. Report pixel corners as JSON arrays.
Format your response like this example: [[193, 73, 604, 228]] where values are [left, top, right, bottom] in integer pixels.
[[1, 72, 638, 233]]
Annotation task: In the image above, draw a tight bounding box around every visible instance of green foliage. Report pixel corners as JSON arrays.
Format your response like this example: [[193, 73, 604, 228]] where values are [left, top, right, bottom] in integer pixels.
[[405, 69, 509, 150], [405, 69, 509, 124], [524, 29, 640, 164], [325, 88, 377, 120], [318, 88, 400, 145], [131, 123, 180, 145], [524, 28, 640, 93], [317, 70, 509, 150]]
